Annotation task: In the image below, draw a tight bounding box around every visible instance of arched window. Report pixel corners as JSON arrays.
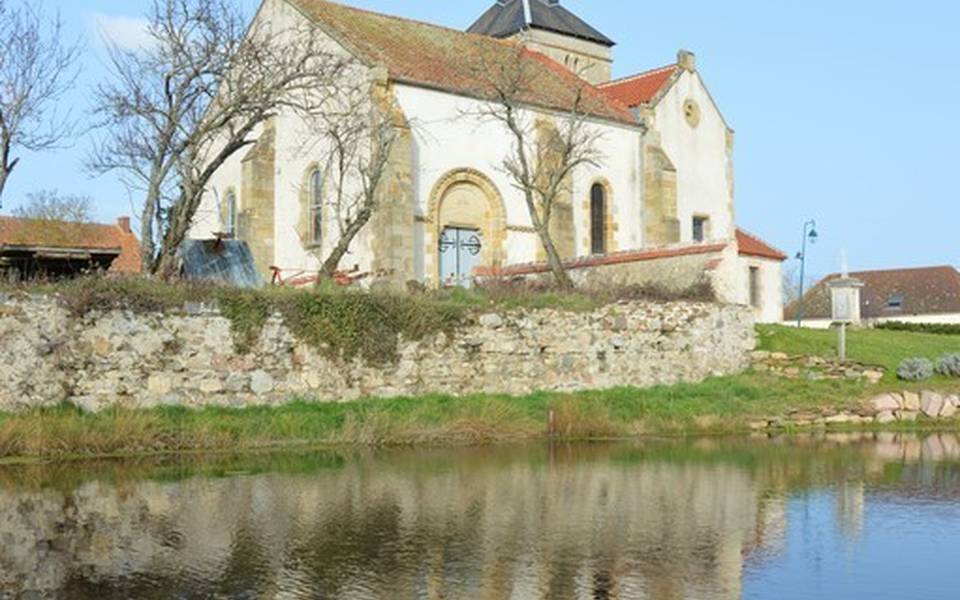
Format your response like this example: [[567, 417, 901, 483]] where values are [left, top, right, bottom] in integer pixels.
[[590, 183, 606, 255], [225, 191, 237, 236], [310, 169, 323, 245]]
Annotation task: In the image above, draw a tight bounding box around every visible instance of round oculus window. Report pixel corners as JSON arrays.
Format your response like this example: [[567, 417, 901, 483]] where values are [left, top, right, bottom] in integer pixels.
[[683, 99, 701, 128]]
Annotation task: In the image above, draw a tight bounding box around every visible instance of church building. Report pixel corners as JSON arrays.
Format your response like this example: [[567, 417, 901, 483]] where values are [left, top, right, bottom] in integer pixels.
[[194, 0, 786, 322]]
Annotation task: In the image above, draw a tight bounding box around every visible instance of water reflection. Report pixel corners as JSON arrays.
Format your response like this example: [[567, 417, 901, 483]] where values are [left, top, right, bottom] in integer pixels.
[[1, 432, 959, 599]]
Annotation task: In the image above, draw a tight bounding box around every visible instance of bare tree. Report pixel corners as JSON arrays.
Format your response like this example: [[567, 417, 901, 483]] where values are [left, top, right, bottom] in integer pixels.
[[88, 0, 348, 276], [468, 46, 605, 289], [12, 189, 92, 222], [299, 73, 401, 280], [0, 0, 81, 205]]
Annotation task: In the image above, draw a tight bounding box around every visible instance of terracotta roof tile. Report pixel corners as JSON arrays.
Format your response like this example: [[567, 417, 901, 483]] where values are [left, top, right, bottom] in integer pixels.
[[736, 228, 787, 261], [475, 242, 728, 277], [289, 0, 635, 125], [786, 266, 960, 320], [0, 216, 141, 273], [597, 65, 678, 108]]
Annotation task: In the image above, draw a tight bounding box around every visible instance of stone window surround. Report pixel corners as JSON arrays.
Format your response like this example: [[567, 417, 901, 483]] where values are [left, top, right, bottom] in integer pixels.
[[582, 177, 617, 256], [297, 163, 325, 251], [748, 263, 762, 309], [309, 168, 324, 246], [220, 187, 239, 235], [692, 214, 711, 243]]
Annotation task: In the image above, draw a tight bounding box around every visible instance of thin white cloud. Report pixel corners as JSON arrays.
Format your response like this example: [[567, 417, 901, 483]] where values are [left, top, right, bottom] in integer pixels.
[[91, 13, 154, 52]]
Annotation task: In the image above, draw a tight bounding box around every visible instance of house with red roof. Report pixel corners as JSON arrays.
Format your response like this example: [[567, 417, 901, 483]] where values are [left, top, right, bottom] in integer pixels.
[[787, 266, 960, 328], [0, 216, 141, 281], [193, 0, 785, 320]]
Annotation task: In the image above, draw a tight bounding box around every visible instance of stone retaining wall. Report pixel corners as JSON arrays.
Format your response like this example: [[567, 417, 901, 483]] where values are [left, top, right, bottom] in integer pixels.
[[748, 390, 960, 431], [751, 351, 886, 385], [0, 296, 755, 412]]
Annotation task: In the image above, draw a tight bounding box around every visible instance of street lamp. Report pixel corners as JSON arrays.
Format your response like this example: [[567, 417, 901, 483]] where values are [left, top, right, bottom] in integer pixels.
[[795, 220, 818, 327]]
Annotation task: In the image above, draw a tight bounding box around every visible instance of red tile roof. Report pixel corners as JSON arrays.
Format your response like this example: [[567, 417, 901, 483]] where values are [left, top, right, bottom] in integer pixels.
[[597, 65, 678, 108], [475, 242, 729, 278], [0, 216, 141, 273], [786, 266, 960, 320], [289, 0, 636, 125], [736, 229, 787, 261]]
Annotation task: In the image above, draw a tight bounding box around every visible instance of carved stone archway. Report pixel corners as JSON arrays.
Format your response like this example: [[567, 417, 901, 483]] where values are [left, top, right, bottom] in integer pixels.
[[424, 168, 507, 286]]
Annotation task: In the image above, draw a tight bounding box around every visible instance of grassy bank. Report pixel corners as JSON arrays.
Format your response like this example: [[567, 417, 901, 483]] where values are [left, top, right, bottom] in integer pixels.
[[756, 324, 960, 379], [0, 322, 958, 463]]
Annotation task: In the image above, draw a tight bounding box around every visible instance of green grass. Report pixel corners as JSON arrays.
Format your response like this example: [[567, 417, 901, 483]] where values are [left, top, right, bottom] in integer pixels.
[[1, 324, 958, 463], [757, 324, 960, 379]]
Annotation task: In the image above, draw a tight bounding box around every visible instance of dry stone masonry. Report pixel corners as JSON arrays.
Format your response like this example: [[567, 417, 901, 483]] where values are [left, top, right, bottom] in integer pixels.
[[0, 295, 755, 413], [748, 390, 960, 431], [751, 351, 886, 385]]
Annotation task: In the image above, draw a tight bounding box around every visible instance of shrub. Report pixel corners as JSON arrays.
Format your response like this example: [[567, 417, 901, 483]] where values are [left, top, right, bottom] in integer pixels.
[[897, 358, 935, 381], [875, 321, 960, 336], [937, 354, 960, 378]]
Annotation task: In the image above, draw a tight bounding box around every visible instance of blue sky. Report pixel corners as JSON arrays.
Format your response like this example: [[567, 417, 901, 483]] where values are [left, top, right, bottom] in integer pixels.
[[6, 0, 959, 281]]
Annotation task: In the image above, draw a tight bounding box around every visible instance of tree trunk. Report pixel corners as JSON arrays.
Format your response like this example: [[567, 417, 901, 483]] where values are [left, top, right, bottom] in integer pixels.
[[154, 205, 193, 280], [0, 167, 8, 208], [521, 188, 574, 290], [318, 207, 373, 282], [140, 190, 158, 274], [153, 180, 203, 279], [536, 225, 574, 289], [0, 135, 16, 208]]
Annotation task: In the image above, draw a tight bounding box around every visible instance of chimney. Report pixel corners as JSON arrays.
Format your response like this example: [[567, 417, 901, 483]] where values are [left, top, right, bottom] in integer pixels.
[[677, 49, 697, 72], [117, 216, 131, 233]]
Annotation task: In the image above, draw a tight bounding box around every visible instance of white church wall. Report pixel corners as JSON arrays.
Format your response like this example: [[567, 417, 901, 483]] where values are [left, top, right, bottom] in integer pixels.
[[654, 70, 735, 245], [392, 84, 644, 267], [197, 0, 377, 279], [739, 256, 784, 324], [704, 247, 783, 324]]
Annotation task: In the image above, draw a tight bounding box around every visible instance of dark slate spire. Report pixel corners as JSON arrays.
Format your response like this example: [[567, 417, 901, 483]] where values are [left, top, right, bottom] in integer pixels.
[[467, 0, 615, 47]]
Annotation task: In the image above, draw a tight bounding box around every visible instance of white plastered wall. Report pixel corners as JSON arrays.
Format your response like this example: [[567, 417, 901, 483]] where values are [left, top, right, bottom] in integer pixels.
[[391, 84, 644, 276], [738, 256, 784, 324], [652, 70, 735, 245], [195, 0, 376, 276]]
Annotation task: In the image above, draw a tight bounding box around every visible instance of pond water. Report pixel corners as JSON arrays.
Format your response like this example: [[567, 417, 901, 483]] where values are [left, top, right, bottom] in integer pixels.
[[2, 433, 960, 599]]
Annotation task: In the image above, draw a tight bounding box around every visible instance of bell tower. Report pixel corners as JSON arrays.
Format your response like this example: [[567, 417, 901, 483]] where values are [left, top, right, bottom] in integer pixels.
[[467, 0, 615, 85]]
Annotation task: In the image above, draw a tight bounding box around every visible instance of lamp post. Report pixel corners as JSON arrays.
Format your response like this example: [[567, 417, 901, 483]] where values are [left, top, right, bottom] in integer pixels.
[[796, 220, 819, 327]]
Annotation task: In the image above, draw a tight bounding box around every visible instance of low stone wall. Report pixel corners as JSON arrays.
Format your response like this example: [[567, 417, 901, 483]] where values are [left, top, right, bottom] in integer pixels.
[[0, 296, 755, 412], [751, 351, 887, 384], [748, 390, 960, 431]]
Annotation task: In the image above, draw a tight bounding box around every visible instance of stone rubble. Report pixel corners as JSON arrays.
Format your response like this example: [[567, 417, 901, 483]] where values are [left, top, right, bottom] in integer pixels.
[[750, 390, 960, 431], [750, 351, 886, 384]]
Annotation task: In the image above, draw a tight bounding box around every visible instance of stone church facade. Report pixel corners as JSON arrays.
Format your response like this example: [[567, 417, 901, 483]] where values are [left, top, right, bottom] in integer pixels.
[[193, 0, 786, 322]]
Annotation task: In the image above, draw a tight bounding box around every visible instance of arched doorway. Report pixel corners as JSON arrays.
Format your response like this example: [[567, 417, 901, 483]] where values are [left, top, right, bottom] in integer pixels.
[[426, 169, 506, 287]]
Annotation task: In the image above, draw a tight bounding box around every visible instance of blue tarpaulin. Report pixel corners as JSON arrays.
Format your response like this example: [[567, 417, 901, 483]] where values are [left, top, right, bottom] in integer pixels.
[[178, 239, 263, 289]]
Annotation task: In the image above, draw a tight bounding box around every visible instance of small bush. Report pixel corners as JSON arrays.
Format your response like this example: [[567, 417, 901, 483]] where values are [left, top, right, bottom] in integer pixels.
[[876, 321, 960, 336], [937, 354, 960, 378], [897, 358, 935, 381], [217, 290, 273, 353]]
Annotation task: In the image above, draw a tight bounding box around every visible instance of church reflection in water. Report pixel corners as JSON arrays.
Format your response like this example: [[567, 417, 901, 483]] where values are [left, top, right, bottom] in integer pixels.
[[1, 432, 959, 599]]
